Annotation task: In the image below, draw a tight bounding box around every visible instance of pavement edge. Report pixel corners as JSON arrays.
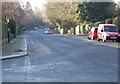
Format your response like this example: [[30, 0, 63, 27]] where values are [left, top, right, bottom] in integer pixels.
[[0, 37, 29, 60]]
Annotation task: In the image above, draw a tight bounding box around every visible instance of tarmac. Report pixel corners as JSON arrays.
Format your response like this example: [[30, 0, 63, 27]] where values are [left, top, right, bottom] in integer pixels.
[[1, 35, 28, 60]]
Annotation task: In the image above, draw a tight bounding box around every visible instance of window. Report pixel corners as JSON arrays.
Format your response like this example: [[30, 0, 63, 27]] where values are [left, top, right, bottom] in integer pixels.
[[104, 26, 118, 32]]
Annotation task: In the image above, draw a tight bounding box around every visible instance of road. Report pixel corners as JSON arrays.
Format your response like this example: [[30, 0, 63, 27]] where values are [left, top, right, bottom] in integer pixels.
[[2, 29, 119, 82]]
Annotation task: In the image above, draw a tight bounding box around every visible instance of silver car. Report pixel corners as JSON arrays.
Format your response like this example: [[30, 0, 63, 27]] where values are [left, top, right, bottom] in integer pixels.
[[45, 30, 52, 34]]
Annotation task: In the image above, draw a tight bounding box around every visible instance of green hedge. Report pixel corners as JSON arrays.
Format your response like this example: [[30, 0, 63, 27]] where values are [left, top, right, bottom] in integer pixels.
[[16, 26, 22, 36], [80, 23, 86, 35], [105, 18, 113, 24], [2, 21, 8, 39], [113, 17, 120, 32], [94, 21, 103, 27], [85, 24, 93, 33], [0, 21, 2, 39], [0, 20, 23, 45], [113, 17, 118, 26]]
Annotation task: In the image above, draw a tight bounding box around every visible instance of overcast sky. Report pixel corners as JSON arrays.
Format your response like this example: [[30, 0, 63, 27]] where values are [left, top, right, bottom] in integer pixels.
[[20, 0, 47, 10], [20, 0, 119, 11]]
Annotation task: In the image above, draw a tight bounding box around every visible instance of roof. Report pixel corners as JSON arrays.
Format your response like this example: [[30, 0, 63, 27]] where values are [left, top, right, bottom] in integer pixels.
[[93, 27, 98, 28], [99, 24, 116, 26]]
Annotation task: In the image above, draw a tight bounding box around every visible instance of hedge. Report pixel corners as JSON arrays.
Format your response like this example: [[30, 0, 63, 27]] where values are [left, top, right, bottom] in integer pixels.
[[16, 26, 22, 36], [2, 21, 8, 39], [94, 21, 103, 27], [85, 24, 93, 33], [8, 19, 16, 38], [80, 23, 86, 35], [0, 20, 23, 45], [0, 21, 8, 45], [113, 17, 118, 26], [0, 21, 2, 40], [113, 17, 120, 32], [105, 18, 113, 24]]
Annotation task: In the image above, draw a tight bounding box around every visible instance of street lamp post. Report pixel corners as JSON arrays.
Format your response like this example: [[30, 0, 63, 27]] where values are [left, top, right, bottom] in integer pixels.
[[6, 18, 10, 43]]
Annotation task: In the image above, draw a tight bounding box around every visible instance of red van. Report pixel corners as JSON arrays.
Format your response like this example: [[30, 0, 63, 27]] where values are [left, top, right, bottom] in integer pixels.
[[97, 24, 120, 42], [88, 27, 98, 40]]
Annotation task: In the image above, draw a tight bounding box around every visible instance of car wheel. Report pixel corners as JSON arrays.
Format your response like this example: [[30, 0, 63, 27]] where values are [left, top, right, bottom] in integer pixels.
[[91, 36, 94, 40], [88, 37, 91, 40], [112, 40, 114, 42], [116, 39, 120, 42], [97, 37, 100, 41], [103, 39, 106, 42], [102, 37, 106, 42]]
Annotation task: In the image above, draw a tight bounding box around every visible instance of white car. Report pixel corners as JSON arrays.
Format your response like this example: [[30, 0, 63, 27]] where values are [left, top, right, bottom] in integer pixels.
[[45, 30, 52, 34], [33, 27, 38, 30], [97, 24, 120, 42]]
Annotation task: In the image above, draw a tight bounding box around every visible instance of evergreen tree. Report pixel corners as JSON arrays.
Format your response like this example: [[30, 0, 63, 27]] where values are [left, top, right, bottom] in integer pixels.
[[76, 2, 116, 22]]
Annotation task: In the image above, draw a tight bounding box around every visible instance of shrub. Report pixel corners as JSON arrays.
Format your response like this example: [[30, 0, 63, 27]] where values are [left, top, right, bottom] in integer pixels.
[[94, 21, 103, 27], [16, 26, 22, 36], [86, 23, 94, 32], [105, 18, 113, 24], [113, 17, 118, 26], [70, 27, 74, 35], [0, 21, 8, 45], [113, 17, 120, 32], [2, 21, 8, 39], [0, 21, 2, 39], [8, 19, 16, 38], [85, 24, 91, 33], [89, 23, 94, 27], [80, 23, 86, 35]]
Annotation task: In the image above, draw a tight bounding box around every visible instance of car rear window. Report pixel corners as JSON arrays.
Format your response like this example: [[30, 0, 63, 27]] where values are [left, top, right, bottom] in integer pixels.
[[104, 26, 118, 32]]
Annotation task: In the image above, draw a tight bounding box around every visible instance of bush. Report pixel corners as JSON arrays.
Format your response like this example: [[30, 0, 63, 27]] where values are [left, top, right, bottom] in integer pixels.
[[16, 26, 22, 36], [113, 17, 118, 25], [85, 23, 94, 32], [70, 27, 74, 35], [80, 23, 86, 35], [113, 17, 120, 32], [94, 21, 103, 27], [2, 21, 8, 39], [89, 23, 94, 27], [85, 24, 91, 33], [105, 18, 113, 24], [8, 19, 16, 38], [0, 21, 8, 45], [0, 21, 2, 40]]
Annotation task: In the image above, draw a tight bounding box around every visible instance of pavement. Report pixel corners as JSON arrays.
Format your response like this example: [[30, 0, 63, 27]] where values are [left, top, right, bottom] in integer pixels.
[[1, 35, 28, 60]]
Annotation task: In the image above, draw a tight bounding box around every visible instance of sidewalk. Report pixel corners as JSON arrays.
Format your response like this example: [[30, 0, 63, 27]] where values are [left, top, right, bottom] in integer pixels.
[[1, 35, 28, 60]]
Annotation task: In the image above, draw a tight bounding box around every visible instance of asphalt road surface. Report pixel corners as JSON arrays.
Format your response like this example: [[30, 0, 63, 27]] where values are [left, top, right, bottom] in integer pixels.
[[2, 29, 119, 82]]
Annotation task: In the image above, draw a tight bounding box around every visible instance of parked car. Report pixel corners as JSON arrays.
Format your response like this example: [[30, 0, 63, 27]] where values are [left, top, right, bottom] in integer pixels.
[[45, 30, 52, 34], [23, 28, 26, 31], [88, 27, 98, 40], [33, 27, 38, 30], [97, 24, 120, 42]]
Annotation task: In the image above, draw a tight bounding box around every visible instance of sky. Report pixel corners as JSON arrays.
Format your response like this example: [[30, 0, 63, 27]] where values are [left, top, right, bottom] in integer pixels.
[[20, 0, 47, 10], [114, 0, 119, 3], [20, 0, 119, 11]]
